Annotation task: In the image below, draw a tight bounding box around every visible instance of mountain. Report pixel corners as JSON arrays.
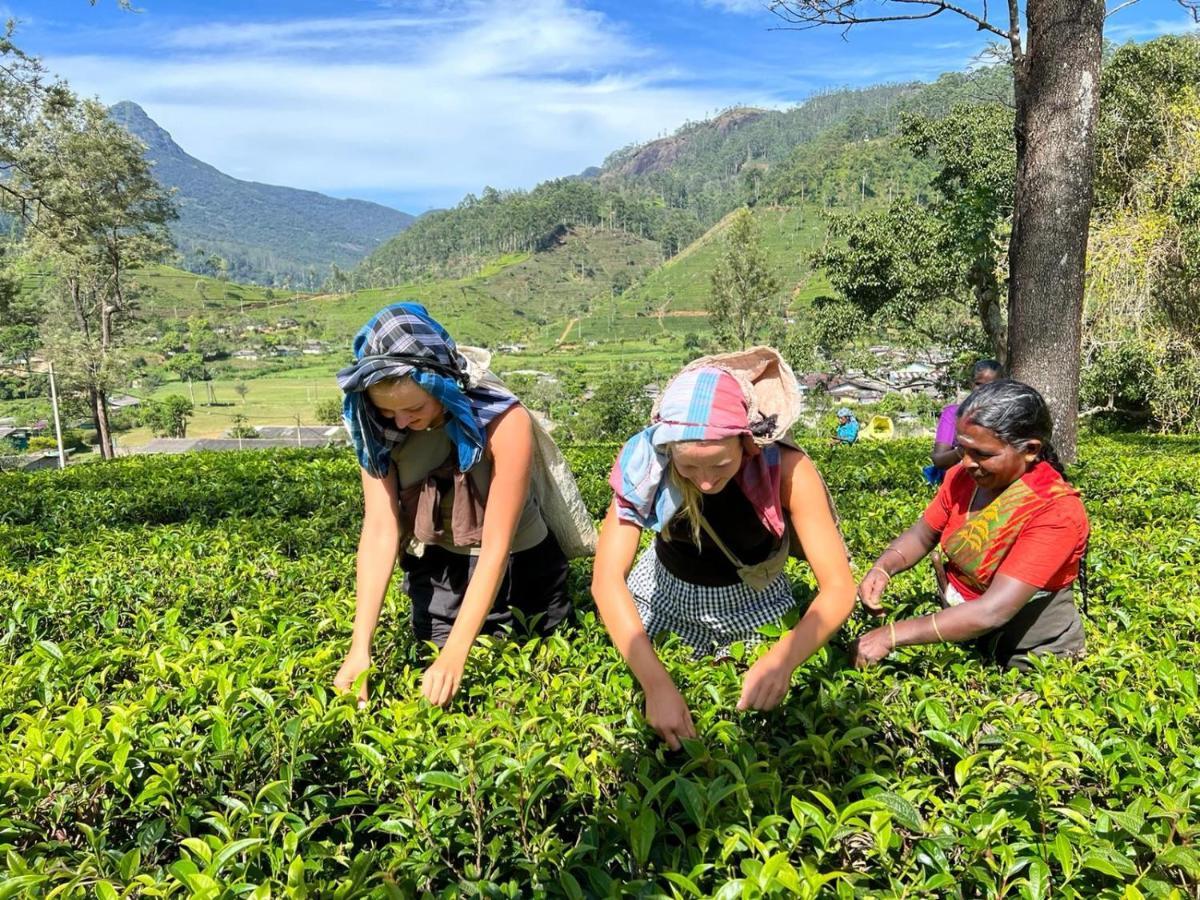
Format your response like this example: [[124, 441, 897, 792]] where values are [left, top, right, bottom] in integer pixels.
[[358, 66, 1011, 287], [109, 101, 414, 287]]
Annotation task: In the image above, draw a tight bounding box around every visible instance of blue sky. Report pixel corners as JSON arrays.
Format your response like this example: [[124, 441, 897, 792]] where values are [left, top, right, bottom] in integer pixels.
[[7, 0, 1197, 212]]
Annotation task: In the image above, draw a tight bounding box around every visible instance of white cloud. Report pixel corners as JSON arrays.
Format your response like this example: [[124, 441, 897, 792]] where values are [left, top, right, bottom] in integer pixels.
[[164, 15, 455, 53], [699, 0, 771, 13], [43, 0, 751, 209], [1104, 15, 1199, 43]]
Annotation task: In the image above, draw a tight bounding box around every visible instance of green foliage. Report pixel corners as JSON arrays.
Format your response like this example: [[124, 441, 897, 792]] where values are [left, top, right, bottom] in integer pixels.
[[314, 397, 344, 426], [139, 394, 194, 438], [561, 370, 653, 443], [815, 103, 1013, 361], [1095, 34, 1200, 211], [164, 352, 208, 383], [1, 438, 1198, 896], [819, 206, 954, 322], [1085, 35, 1200, 433], [707, 209, 783, 351], [26, 429, 87, 454]]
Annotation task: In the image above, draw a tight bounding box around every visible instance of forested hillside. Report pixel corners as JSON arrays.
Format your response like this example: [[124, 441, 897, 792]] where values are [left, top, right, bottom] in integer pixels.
[[109, 102, 415, 287], [356, 66, 1010, 289]]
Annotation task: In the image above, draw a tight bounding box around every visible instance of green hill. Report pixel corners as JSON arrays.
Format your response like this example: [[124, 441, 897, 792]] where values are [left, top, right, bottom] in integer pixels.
[[356, 66, 1007, 291], [109, 102, 415, 288], [94, 224, 664, 351]]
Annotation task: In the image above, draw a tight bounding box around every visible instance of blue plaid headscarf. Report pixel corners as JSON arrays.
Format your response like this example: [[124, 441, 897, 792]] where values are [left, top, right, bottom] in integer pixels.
[[336, 302, 517, 477]]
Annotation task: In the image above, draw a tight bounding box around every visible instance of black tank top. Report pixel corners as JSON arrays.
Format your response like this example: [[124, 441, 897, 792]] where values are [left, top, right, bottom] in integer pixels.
[[654, 480, 776, 587]]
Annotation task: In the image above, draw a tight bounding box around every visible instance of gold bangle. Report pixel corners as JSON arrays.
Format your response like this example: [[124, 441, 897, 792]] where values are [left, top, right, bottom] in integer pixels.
[[882, 546, 909, 568], [869, 565, 891, 583], [930, 612, 945, 643], [888, 622, 897, 650]]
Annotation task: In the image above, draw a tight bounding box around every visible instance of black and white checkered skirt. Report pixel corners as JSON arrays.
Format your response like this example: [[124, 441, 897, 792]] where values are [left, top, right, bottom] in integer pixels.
[[627, 548, 796, 658]]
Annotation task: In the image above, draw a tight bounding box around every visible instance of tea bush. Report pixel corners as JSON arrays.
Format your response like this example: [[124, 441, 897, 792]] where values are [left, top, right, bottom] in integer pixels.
[[1, 437, 1199, 897]]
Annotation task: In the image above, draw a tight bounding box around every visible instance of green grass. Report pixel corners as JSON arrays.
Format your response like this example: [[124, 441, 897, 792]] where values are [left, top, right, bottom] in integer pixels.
[[570, 204, 836, 343]]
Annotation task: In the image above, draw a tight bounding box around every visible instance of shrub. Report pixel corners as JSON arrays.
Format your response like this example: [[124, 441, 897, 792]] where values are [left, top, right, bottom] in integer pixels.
[[0, 437, 1198, 896], [315, 397, 344, 425]]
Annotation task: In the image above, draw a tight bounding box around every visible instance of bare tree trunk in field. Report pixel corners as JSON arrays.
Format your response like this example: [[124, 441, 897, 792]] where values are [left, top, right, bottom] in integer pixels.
[[90, 383, 114, 460], [1007, 0, 1104, 464], [68, 275, 116, 459]]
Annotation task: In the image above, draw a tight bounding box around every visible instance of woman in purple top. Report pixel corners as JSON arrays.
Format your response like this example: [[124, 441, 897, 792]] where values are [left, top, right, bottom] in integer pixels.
[[926, 359, 1005, 484]]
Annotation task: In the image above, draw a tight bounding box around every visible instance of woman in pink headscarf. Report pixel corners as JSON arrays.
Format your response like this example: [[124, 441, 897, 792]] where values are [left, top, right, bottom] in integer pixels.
[[591, 362, 855, 749]]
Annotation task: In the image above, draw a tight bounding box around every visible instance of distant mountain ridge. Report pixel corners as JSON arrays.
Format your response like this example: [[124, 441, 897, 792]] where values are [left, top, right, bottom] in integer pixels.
[[109, 101, 414, 286], [359, 67, 1011, 286]]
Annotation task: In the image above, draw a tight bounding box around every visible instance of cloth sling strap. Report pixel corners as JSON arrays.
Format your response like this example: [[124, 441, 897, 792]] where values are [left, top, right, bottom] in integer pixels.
[[697, 514, 790, 592], [396, 456, 486, 550]]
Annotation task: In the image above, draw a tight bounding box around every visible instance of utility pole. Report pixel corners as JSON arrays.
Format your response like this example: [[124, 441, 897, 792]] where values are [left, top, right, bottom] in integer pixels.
[[295, 415, 302, 448], [187, 377, 195, 405], [47, 361, 66, 470]]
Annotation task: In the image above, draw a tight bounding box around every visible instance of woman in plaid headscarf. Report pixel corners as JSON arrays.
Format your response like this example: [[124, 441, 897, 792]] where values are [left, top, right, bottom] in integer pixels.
[[333, 303, 571, 708], [591, 361, 856, 750]]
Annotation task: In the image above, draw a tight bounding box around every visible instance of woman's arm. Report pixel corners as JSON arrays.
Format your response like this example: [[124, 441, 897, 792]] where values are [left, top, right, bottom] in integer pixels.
[[738, 449, 856, 711], [421, 404, 534, 706], [333, 466, 402, 703], [591, 501, 696, 749], [857, 519, 941, 615], [931, 442, 960, 469], [853, 575, 1039, 667]]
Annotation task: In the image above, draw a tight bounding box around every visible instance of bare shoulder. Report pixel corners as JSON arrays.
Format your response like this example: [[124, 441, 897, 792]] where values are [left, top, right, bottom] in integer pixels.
[[485, 403, 533, 460], [779, 445, 827, 507], [779, 444, 819, 481], [485, 403, 531, 436]]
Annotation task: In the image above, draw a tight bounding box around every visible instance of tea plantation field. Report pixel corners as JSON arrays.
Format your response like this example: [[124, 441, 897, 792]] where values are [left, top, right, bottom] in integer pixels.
[[1, 437, 1198, 897]]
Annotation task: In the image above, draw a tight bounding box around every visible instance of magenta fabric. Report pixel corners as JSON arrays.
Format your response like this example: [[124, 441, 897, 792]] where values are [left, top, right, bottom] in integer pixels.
[[935, 403, 959, 445]]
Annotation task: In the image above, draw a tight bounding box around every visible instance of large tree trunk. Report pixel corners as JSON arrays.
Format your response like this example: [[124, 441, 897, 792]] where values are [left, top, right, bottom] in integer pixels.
[[1006, 0, 1104, 463]]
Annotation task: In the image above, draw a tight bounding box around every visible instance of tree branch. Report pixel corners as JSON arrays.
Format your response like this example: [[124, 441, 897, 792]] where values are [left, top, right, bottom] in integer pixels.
[[1006, 0, 1022, 63], [767, 0, 1012, 40], [1103, 0, 1141, 17]]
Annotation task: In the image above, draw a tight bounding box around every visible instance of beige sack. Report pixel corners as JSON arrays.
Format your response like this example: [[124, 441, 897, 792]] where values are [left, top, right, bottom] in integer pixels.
[[658, 346, 804, 446], [460, 347, 598, 559]]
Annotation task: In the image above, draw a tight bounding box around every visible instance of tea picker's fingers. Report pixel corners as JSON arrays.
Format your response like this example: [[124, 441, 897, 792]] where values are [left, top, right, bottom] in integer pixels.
[[659, 725, 682, 751]]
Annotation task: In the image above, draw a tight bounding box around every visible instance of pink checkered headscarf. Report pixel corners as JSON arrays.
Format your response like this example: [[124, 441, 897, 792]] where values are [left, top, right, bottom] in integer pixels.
[[608, 366, 785, 536]]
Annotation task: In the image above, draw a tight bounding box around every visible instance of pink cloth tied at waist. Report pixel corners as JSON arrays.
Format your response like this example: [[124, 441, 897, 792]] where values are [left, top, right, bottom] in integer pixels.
[[397, 460, 486, 549]]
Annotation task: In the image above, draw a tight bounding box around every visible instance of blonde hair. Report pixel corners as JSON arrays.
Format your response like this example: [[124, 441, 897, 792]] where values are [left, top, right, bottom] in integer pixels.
[[663, 438, 744, 547], [665, 461, 705, 547]]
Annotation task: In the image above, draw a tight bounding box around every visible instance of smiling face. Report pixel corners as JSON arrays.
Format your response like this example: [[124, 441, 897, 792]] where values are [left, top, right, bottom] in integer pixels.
[[366, 378, 445, 432], [669, 436, 744, 495], [955, 416, 1041, 491]]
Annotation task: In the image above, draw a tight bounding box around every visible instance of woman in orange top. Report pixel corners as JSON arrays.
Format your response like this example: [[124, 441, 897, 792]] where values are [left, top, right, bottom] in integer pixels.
[[854, 379, 1088, 670]]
